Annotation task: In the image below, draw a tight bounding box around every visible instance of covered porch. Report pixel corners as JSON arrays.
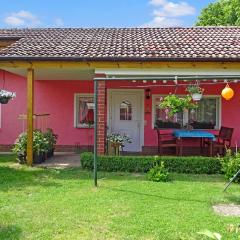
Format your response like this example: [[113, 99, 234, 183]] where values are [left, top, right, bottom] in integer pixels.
[[1, 61, 240, 164], [96, 75, 237, 157]]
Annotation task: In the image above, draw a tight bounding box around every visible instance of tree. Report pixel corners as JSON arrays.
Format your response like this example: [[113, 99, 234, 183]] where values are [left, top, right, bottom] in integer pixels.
[[196, 0, 240, 26]]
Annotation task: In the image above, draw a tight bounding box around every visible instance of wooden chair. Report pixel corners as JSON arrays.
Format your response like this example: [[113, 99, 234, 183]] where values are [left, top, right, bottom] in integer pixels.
[[204, 126, 234, 155], [155, 128, 178, 155]]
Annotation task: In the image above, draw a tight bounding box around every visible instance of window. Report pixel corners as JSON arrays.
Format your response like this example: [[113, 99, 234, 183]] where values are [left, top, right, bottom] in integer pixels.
[[189, 98, 220, 129], [120, 101, 132, 120], [153, 96, 220, 129], [75, 94, 94, 128]]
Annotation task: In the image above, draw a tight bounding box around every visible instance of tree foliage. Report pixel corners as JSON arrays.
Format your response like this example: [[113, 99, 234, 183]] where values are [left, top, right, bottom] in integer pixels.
[[196, 0, 240, 26]]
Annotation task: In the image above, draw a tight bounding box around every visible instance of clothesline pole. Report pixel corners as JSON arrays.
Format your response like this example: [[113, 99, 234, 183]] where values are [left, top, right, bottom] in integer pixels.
[[93, 80, 98, 187]]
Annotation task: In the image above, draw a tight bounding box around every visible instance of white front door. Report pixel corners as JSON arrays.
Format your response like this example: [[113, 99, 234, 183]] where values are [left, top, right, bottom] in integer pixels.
[[109, 90, 143, 152]]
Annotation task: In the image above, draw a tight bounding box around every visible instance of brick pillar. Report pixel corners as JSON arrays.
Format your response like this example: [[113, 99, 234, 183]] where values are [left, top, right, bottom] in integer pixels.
[[97, 80, 106, 155]]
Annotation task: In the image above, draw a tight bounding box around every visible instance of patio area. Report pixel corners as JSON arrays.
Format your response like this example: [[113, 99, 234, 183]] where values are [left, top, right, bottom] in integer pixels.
[[35, 152, 80, 168]]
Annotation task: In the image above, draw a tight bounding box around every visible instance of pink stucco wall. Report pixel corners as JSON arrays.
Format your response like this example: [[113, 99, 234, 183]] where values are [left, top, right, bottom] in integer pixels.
[[107, 80, 240, 147], [1, 70, 240, 148], [0, 70, 95, 146]]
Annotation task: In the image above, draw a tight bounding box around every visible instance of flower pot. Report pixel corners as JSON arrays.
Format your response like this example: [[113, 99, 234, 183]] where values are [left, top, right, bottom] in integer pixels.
[[191, 93, 202, 101], [52, 148, 55, 157], [17, 153, 26, 164], [43, 152, 48, 162], [111, 143, 121, 156], [47, 148, 54, 158], [0, 97, 10, 104], [33, 153, 45, 164], [47, 150, 52, 158]]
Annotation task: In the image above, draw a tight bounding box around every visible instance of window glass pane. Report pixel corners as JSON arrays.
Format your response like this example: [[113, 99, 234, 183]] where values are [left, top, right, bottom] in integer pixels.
[[120, 101, 132, 120], [154, 97, 183, 128], [154, 96, 219, 129], [189, 98, 218, 129], [77, 96, 94, 127]]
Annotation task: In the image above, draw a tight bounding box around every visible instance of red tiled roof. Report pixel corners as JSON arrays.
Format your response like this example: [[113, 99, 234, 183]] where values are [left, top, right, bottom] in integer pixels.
[[0, 27, 239, 61]]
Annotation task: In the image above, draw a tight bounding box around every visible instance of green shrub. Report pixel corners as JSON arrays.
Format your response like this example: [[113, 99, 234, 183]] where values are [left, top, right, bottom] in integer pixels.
[[147, 162, 170, 182], [220, 149, 240, 182], [12, 132, 27, 155], [80, 152, 222, 174], [43, 128, 58, 151], [12, 129, 58, 158], [162, 155, 221, 174]]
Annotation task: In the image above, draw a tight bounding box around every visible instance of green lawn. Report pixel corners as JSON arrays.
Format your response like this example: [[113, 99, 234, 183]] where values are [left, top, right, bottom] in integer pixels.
[[0, 155, 240, 240]]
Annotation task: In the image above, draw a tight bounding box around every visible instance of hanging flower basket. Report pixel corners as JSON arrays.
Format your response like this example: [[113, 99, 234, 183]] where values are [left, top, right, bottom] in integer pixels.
[[191, 93, 203, 101], [186, 84, 204, 101], [158, 94, 198, 118], [0, 90, 16, 104], [0, 97, 10, 104]]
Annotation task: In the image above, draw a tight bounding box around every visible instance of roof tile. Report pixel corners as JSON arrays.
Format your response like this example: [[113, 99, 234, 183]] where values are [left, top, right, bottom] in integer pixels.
[[0, 27, 239, 61]]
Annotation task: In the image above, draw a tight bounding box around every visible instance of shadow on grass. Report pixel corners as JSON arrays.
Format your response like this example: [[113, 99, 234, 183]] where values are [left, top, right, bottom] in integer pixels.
[[170, 173, 225, 183], [38, 167, 146, 181], [48, 167, 225, 184], [0, 166, 61, 192], [103, 186, 208, 203], [0, 154, 227, 193], [0, 225, 22, 240], [0, 154, 17, 163]]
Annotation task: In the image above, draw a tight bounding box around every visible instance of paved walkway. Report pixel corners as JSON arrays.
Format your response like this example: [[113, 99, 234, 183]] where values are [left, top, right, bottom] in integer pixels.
[[36, 152, 80, 168]]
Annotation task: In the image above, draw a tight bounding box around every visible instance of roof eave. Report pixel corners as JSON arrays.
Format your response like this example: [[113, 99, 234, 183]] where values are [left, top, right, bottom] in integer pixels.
[[0, 56, 239, 62]]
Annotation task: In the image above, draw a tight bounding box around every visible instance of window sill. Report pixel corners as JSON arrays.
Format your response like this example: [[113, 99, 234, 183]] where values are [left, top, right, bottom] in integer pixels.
[[153, 127, 220, 131], [75, 126, 94, 129]]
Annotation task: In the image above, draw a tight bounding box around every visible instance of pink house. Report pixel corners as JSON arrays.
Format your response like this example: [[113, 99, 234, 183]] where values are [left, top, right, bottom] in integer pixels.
[[0, 27, 240, 157]]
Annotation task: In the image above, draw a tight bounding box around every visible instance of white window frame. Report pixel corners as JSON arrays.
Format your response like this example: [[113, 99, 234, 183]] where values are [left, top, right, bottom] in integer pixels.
[[74, 93, 94, 128], [152, 94, 221, 130]]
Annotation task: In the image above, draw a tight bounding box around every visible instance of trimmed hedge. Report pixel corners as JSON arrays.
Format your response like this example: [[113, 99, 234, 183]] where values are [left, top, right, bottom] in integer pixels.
[[80, 152, 222, 174]]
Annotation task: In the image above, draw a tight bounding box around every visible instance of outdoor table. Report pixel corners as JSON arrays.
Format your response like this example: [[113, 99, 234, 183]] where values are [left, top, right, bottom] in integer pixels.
[[172, 130, 215, 156]]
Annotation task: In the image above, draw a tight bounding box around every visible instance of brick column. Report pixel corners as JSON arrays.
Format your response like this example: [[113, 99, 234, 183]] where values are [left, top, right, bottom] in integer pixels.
[[97, 80, 106, 155]]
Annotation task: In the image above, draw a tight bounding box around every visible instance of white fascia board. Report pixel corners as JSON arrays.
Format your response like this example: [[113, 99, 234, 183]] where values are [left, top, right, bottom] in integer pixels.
[[95, 68, 240, 76]]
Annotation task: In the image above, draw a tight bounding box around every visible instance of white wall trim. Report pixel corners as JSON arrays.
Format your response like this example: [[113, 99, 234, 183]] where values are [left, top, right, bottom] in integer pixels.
[[96, 68, 240, 76], [107, 89, 144, 151]]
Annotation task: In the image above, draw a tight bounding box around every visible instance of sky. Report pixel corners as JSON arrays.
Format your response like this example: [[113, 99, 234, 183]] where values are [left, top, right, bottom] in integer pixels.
[[0, 0, 214, 28]]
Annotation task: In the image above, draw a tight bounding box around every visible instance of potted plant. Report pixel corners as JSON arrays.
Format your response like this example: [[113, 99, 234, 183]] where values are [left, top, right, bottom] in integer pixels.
[[33, 130, 49, 163], [13, 130, 53, 164], [43, 128, 58, 158], [107, 133, 132, 155], [159, 94, 198, 119], [12, 132, 27, 164], [0, 90, 16, 104], [186, 84, 204, 101]]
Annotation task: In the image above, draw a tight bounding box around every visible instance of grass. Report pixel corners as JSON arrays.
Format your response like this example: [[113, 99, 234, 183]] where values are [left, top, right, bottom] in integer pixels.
[[0, 155, 240, 240]]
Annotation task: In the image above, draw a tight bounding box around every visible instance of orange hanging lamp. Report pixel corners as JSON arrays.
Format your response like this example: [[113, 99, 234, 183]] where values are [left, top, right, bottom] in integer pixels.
[[221, 84, 234, 100]]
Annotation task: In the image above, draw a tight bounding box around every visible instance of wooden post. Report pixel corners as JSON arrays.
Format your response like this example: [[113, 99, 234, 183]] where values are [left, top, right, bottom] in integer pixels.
[[26, 68, 34, 166]]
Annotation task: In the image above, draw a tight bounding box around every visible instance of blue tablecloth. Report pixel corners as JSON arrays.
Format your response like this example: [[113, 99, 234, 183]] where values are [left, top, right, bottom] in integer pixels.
[[173, 130, 215, 139]]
